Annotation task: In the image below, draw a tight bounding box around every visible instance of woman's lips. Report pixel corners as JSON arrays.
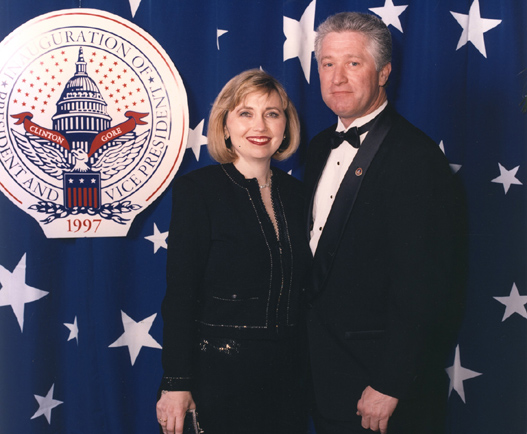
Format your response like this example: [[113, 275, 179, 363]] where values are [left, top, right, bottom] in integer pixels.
[[246, 136, 271, 146]]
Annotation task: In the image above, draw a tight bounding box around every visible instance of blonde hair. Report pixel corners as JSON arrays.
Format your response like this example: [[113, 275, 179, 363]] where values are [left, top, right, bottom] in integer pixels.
[[207, 69, 300, 163]]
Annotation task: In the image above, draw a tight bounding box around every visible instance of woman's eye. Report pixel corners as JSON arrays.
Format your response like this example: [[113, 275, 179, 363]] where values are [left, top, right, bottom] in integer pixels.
[[267, 111, 280, 118]]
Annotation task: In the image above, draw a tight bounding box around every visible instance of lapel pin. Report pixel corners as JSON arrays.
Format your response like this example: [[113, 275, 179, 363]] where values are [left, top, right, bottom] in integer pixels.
[[355, 168, 363, 176]]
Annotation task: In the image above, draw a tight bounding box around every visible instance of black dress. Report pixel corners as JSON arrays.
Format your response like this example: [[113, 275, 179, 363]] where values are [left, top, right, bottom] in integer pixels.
[[160, 163, 311, 434]]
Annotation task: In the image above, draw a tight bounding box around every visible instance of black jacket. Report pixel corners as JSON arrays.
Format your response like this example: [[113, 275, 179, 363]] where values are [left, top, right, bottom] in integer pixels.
[[304, 104, 467, 430], [160, 163, 311, 391]]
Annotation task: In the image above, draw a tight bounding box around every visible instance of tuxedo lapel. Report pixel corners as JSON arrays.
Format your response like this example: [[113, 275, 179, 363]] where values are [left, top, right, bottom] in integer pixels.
[[310, 105, 395, 298]]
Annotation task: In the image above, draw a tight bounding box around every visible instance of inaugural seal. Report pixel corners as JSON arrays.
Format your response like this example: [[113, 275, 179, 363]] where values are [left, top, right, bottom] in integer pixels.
[[0, 9, 188, 238]]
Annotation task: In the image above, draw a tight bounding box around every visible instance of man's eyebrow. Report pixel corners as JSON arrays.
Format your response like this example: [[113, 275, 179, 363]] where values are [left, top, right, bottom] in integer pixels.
[[320, 54, 363, 61]]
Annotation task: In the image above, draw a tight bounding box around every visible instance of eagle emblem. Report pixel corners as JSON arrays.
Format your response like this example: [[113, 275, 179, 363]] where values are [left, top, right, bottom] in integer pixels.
[[9, 47, 150, 221]]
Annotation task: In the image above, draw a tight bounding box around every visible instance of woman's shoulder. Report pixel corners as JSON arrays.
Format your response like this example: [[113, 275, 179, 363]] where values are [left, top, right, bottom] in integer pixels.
[[170, 165, 227, 201], [180, 164, 223, 178], [272, 167, 302, 187], [272, 167, 304, 200], [173, 164, 224, 186]]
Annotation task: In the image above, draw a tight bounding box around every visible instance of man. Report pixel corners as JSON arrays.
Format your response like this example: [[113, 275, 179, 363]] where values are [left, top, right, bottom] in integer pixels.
[[304, 12, 467, 434]]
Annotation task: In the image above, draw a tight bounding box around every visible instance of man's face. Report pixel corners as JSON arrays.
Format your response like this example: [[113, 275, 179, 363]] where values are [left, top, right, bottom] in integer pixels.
[[318, 31, 391, 128]]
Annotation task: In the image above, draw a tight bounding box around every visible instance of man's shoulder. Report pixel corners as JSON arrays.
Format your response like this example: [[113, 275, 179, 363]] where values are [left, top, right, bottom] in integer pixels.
[[388, 112, 441, 154], [363, 104, 437, 154], [380, 110, 452, 176]]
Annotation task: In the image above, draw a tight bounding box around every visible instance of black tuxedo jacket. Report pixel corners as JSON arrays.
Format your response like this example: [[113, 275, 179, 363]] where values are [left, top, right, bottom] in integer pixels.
[[304, 104, 467, 431]]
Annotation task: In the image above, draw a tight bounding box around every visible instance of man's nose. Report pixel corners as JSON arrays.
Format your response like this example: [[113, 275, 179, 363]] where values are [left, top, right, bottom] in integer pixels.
[[332, 65, 347, 85]]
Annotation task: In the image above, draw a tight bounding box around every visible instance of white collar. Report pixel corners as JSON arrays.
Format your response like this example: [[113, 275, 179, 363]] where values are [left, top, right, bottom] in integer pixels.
[[337, 100, 388, 133]]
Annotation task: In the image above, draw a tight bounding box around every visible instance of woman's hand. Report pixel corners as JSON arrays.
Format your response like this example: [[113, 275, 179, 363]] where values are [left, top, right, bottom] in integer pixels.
[[156, 391, 196, 434]]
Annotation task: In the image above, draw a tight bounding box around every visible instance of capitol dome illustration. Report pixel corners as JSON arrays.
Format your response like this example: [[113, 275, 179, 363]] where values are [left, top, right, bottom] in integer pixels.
[[51, 47, 114, 165]]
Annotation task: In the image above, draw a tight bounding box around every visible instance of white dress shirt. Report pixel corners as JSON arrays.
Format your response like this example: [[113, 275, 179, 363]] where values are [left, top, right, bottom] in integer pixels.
[[309, 102, 388, 255]]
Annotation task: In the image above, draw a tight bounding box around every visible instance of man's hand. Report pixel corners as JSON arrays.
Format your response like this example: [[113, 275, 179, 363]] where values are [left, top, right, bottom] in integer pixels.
[[356, 386, 398, 433]]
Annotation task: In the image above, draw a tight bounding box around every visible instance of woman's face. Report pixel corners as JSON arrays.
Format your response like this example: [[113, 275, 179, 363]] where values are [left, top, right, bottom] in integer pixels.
[[225, 90, 286, 165]]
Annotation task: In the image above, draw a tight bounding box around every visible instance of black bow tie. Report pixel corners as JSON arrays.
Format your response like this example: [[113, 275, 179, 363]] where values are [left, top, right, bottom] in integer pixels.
[[330, 117, 377, 149]]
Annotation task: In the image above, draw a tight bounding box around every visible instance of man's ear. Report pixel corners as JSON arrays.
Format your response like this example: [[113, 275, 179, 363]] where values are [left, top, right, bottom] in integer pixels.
[[379, 62, 392, 87]]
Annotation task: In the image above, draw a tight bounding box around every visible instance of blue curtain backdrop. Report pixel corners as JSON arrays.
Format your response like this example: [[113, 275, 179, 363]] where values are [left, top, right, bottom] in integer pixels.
[[0, 0, 526, 432]]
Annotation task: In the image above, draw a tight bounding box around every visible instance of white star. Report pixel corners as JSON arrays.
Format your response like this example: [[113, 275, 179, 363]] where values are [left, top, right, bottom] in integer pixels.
[[186, 119, 208, 161], [369, 0, 409, 33], [449, 163, 462, 173], [144, 223, 168, 254], [31, 384, 63, 424], [439, 140, 462, 173], [129, 0, 142, 17], [64, 316, 79, 344], [494, 283, 527, 321], [0, 254, 48, 332], [283, 0, 317, 83], [109, 311, 162, 365], [491, 163, 522, 194], [445, 345, 482, 403], [450, 0, 501, 58], [217, 29, 228, 50]]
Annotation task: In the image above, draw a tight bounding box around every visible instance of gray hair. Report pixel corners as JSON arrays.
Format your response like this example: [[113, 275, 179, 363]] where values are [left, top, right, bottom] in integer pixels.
[[314, 12, 392, 71]]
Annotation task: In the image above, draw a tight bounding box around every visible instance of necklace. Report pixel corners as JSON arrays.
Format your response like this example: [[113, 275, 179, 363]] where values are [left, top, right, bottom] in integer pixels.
[[259, 174, 272, 189]]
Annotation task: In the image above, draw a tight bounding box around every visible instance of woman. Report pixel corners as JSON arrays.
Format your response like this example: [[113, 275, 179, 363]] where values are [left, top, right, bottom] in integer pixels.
[[156, 69, 311, 434]]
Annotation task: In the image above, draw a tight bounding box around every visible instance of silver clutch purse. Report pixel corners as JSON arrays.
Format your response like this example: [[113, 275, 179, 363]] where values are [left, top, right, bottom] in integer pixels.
[[183, 409, 204, 434]]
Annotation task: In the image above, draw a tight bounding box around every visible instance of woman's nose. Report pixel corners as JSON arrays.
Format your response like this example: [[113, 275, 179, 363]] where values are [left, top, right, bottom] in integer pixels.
[[252, 115, 267, 131]]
